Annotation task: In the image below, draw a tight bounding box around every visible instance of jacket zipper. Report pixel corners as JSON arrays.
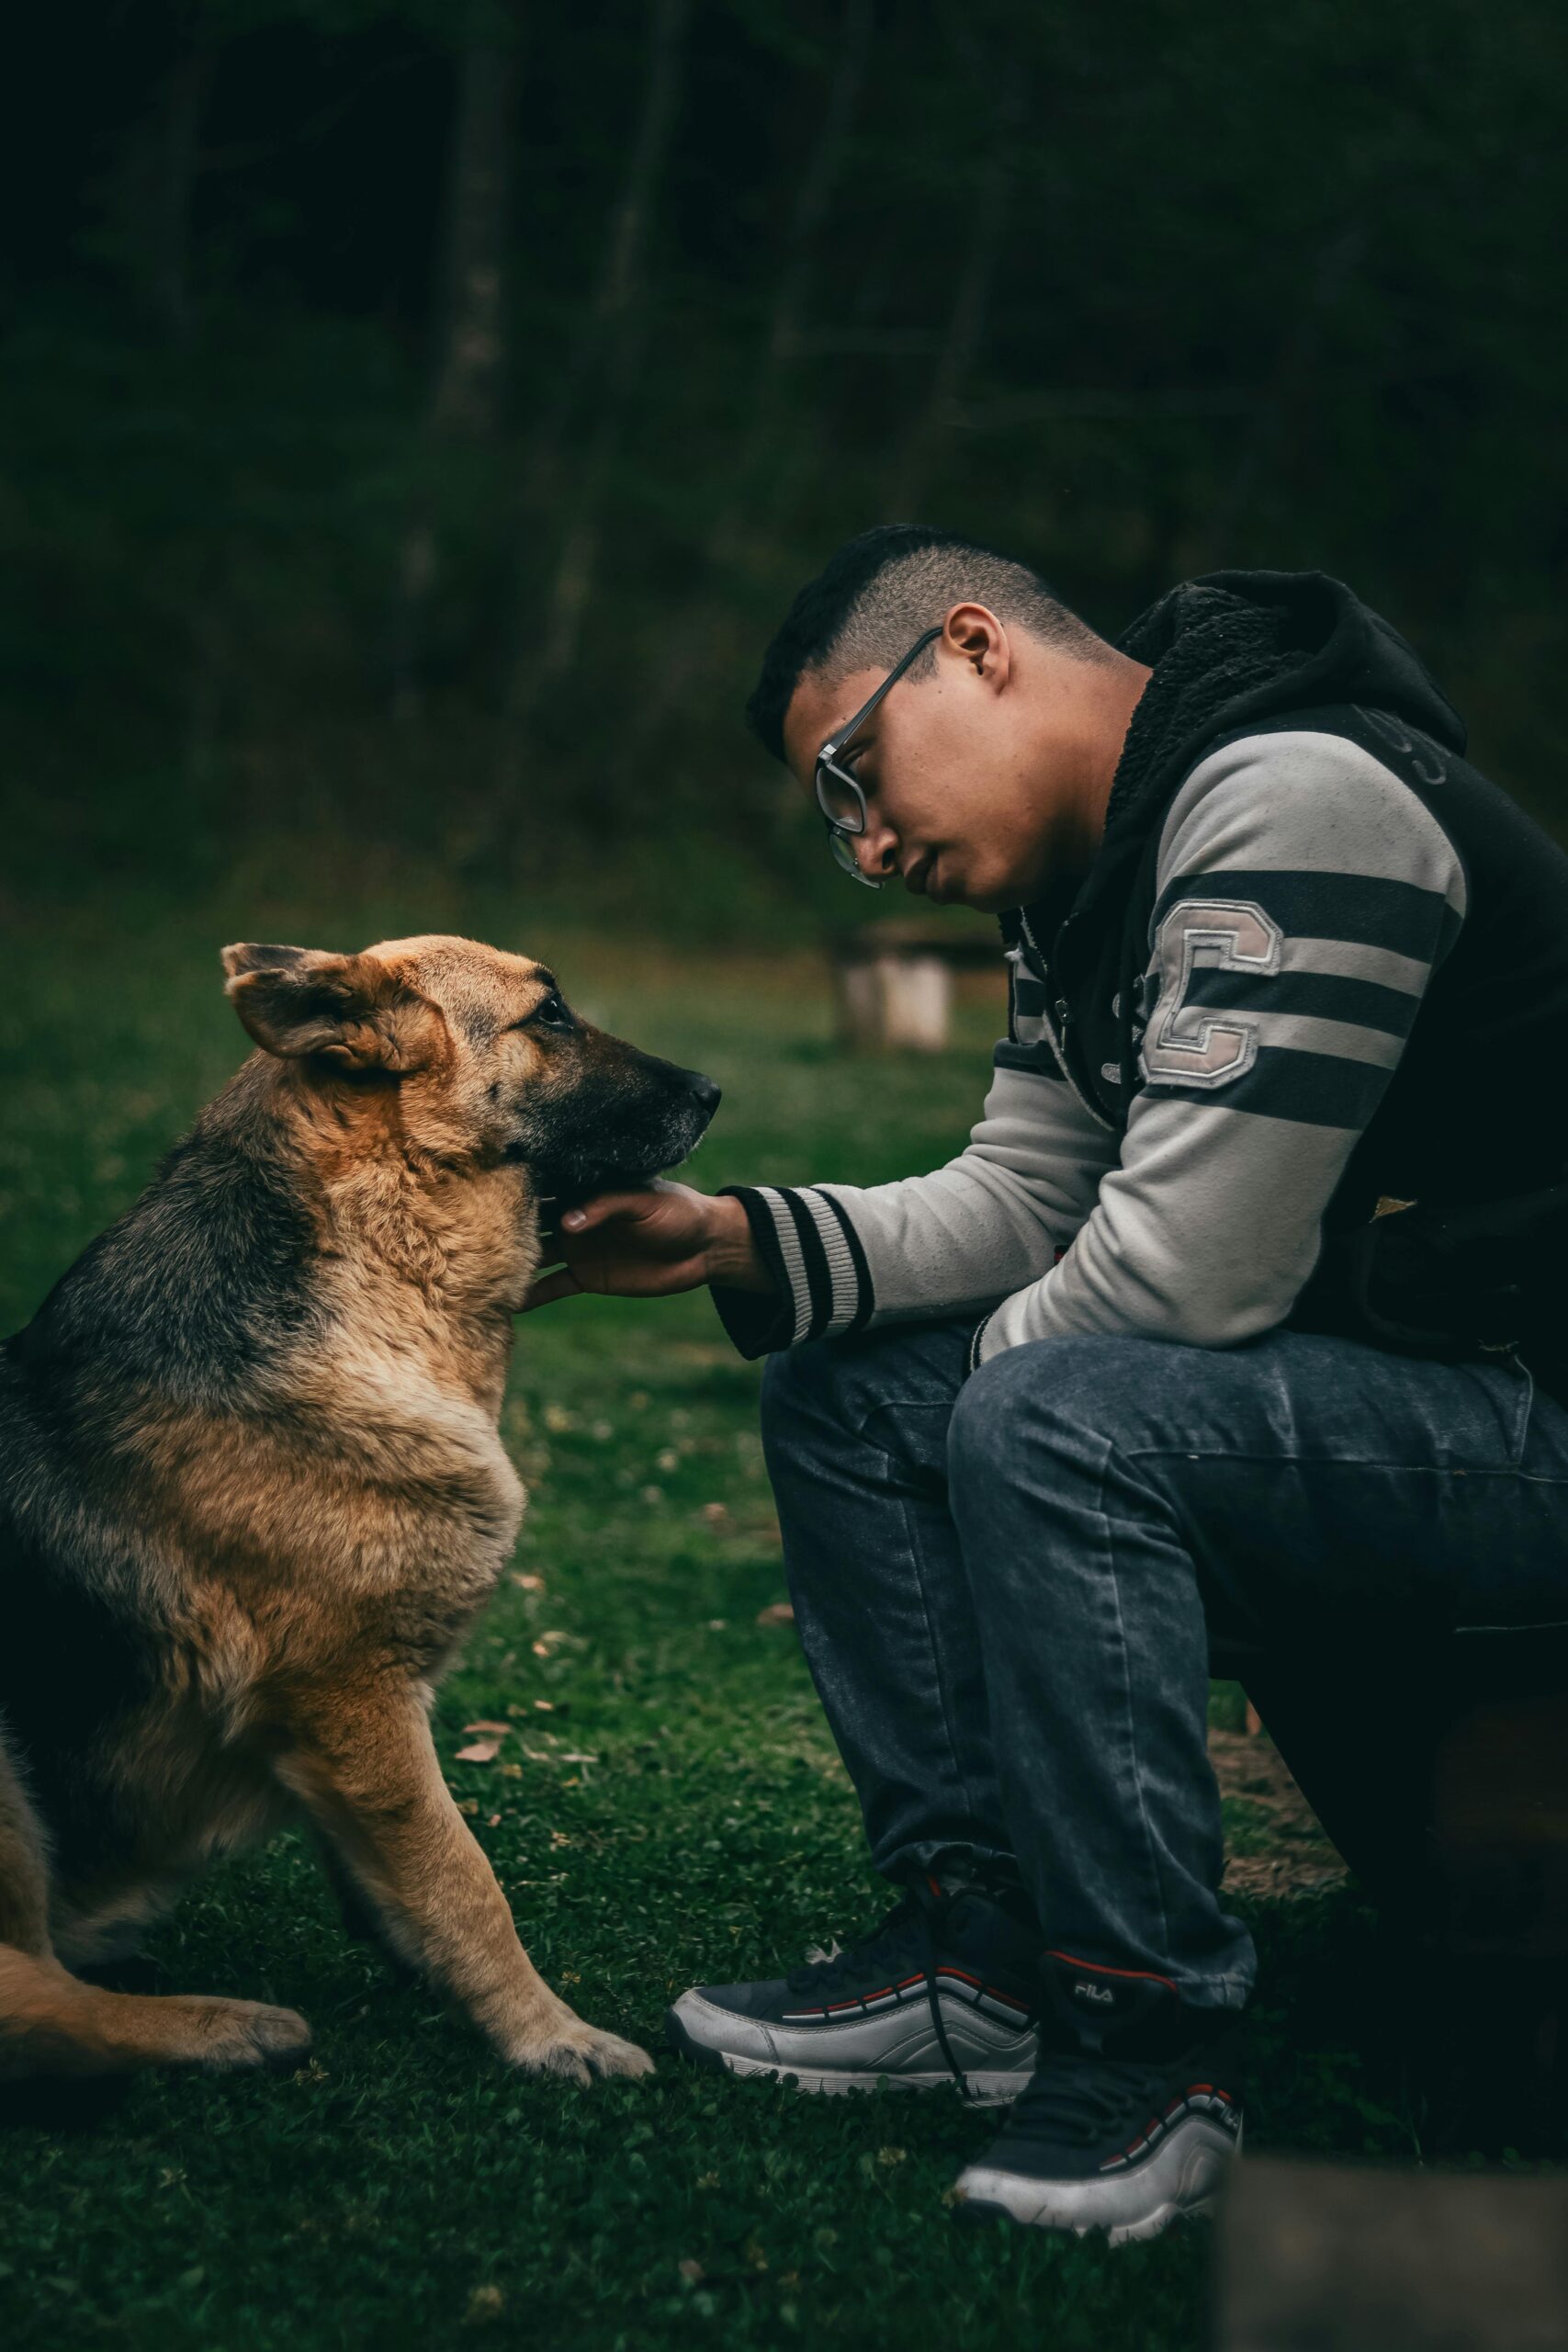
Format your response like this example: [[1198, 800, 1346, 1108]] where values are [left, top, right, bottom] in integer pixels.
[[1018, 911, 1116, 1133]]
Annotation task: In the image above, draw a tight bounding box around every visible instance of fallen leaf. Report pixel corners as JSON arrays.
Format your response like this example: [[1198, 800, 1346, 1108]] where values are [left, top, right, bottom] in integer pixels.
[[463, 1720, 511, 1736], [456, 1737, 502, 1763], [756, 1601, 795, 1627], [509, 1572, 545, 1592], [678, 2260, 705, 2286], [558, 1751, 599, 1764], [534, 1699, 554, 1712]]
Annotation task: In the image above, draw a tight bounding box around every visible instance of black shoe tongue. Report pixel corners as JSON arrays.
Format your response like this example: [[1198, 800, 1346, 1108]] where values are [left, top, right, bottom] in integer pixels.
[[1042, 1954, 1174, 2056], [935, 1884, 1046, 1987], [931, 1856, 1039, 1932]]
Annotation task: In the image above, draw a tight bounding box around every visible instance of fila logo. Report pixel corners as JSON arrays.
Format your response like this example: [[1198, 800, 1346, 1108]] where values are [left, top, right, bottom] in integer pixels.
[[1073, 1979, 1114, 2007]]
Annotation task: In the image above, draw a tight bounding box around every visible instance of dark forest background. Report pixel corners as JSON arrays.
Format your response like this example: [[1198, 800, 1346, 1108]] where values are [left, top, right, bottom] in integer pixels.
[[5, 0, 1567, 936]]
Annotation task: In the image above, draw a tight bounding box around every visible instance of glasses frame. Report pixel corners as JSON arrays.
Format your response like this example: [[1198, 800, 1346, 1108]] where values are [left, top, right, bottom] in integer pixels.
[[813, 625, 943, 888]]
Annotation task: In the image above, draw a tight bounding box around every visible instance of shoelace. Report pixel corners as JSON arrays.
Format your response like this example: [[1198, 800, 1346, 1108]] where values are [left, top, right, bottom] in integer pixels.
[[1000, 2051, 1168, 2149], [784, 1885, 985, 2099]]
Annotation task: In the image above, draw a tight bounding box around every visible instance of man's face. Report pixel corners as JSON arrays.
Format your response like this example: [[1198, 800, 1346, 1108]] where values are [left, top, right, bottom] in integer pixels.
[[781, 608, 1066, 914]]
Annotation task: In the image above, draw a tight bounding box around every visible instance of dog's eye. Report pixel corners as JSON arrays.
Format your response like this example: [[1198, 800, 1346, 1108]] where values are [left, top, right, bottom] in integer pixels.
[[516, 993, 573, 1033]]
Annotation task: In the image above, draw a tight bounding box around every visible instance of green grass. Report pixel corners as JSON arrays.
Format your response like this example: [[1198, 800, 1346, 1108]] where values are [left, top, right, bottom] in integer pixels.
[[0, 890, 1428, 2350]]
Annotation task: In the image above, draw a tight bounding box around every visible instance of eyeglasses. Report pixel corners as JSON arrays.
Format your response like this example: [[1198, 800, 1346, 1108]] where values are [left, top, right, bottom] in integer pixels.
[[814, 625, 942, 888]]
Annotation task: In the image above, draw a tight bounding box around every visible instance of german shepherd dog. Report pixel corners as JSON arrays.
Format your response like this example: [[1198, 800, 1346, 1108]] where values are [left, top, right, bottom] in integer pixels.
[[0, 935, 717, 2087]]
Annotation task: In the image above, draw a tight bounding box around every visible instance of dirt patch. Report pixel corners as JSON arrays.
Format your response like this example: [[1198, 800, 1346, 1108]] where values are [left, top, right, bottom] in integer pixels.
[[1209, 1725, 1348, 1899]]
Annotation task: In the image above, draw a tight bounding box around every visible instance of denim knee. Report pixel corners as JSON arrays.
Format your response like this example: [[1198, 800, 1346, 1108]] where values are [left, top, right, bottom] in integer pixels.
[[759, 1338, 856, 1455], [761, 1321, 975, 1459], [948, 1333, 1176, 1496]]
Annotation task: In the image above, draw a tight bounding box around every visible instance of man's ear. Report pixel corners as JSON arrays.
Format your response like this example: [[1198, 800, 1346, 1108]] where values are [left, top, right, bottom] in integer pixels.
[[220, 944, 445, 1073]]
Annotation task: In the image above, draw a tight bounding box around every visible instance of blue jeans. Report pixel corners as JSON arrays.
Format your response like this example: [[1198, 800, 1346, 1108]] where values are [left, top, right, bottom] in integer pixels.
[[760, 1322, 1568, 2010]]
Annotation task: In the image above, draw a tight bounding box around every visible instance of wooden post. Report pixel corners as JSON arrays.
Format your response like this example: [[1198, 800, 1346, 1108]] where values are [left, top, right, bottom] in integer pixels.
[[1214, 2157, 1568, 2351], [830, 922, 1000, 1053], [838, 951, 953, 1052], [1434, 1691, 1568, 1958]]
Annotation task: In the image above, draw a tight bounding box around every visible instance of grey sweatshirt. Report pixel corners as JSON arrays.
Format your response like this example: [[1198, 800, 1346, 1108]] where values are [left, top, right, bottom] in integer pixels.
[[715, 726, 1467, 1367]]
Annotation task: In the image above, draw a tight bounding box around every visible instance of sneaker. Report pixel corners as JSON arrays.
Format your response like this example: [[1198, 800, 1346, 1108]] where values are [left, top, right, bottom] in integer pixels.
[[953, 1951, 1244, 2244], [665, 1879, 1041, 2102]]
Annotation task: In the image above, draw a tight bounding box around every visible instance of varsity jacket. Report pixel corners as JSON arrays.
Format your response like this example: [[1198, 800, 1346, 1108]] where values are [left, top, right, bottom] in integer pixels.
[[711, 571, 1568, 1378]]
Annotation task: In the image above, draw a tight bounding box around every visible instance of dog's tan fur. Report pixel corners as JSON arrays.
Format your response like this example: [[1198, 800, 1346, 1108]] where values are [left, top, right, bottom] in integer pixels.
[[0, 934, 716, 2086]]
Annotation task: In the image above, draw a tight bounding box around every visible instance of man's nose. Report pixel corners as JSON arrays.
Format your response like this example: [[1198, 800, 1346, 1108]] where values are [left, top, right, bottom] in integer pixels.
[[854, 812, 898, 883]]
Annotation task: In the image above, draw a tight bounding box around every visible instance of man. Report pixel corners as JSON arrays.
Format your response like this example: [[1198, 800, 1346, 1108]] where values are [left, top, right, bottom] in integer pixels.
[[526, 526, 1568, 2242]]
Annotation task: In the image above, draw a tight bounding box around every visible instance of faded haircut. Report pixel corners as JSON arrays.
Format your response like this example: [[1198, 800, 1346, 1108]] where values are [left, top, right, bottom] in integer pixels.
[[746, 524, 1111, 762]]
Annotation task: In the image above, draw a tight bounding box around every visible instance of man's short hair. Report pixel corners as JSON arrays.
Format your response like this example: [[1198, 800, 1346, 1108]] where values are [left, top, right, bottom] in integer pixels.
[[746, 524, 1110, 762]]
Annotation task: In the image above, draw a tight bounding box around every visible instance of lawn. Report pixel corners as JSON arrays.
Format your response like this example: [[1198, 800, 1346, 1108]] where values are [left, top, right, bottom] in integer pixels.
[[0, 884, 1406, 2352]]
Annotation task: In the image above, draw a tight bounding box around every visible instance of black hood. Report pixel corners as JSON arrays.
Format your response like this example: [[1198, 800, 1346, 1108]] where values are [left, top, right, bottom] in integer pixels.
[[1103, 568, 1465, 845], [1010, 571, 1470, 1114]]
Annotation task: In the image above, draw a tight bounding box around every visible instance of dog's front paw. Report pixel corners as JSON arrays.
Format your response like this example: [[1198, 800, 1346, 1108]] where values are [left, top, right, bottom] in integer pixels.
[[511, 2016, 654, 2086], [180, 1996, 313, 2072]]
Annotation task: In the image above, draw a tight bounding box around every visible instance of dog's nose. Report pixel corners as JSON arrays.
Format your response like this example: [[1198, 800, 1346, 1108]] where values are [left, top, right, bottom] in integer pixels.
[[679, 1068, 722, 1115]]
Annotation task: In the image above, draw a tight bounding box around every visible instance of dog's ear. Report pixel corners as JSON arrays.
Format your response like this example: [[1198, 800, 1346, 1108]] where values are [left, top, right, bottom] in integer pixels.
[[220, 944, 445, 1073]]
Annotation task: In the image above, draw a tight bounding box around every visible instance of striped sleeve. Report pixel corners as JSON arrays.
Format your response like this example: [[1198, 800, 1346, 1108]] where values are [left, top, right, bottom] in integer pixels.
[[709, 1055, 1114, 1360], [976, 729, 1467, 1364], [710, 1182, 876, 1355]]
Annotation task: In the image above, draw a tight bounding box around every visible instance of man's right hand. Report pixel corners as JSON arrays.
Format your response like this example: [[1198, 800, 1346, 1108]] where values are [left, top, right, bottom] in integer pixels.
[[521, 1182, 773, 1312]]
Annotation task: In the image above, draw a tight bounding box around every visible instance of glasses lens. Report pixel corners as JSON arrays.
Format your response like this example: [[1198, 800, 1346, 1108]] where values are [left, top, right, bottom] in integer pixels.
[[815, 758, 865, 832], [829, 831, 879, 888]]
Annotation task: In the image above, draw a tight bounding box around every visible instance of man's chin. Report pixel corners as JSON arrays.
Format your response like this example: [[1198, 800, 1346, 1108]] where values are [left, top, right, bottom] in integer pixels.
[[953, 876, 1020, 915], [907, 854, 1029, 915]]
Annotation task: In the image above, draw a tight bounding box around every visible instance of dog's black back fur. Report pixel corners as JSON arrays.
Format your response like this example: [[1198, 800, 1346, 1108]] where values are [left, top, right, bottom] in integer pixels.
[[0, 1088, 324, 1881]]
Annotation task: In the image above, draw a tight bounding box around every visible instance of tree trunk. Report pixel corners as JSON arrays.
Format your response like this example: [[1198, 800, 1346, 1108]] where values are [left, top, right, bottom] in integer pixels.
[[889, 68, 1021, 518], [502, 0, 692, 752], [431, 34, 520, 441], [152, 50, 213, 346], [611, 0, 876, 784], [389, 18, 522, 715], [111, 45, 214, 345], [1197, 221, 1364, 567], [708, 0, 876, 571]]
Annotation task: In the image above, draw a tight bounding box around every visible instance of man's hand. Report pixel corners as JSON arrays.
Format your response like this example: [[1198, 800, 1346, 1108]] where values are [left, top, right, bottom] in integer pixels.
[[522, 1182, 773, 1311]]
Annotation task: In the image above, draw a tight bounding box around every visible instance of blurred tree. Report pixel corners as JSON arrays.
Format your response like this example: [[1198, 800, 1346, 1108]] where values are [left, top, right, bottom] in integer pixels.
[[888, 28, 1022, 517], [390, 3, 525, 713], [502, 0, 693, 762], [1, 0, 1564, 903], [616, 0, 876, 779]]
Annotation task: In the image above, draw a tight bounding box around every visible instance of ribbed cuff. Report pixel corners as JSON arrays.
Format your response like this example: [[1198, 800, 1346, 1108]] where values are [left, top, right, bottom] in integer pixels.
[[707, 1184, 874, 1360]]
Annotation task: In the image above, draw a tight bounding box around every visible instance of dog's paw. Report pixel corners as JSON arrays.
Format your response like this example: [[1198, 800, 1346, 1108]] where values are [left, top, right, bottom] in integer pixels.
[[512, 2018, 655, 2086], [186, 1996, 314, 2073]]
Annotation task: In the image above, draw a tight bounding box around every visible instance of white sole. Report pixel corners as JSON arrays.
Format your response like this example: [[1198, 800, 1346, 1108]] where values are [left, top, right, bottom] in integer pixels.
[[954, 2118, 1241, 2244], [712, 2047, 1030, 2105]]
